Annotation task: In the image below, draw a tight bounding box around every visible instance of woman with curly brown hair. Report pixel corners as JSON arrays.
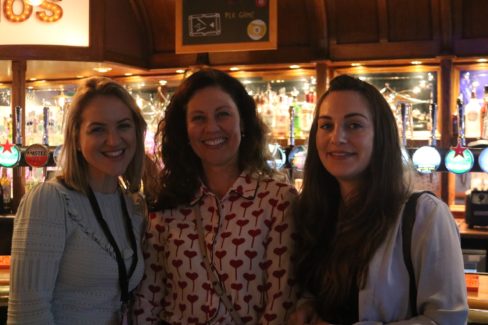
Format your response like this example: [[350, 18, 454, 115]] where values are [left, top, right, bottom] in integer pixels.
[[134, 68, 297, 324]]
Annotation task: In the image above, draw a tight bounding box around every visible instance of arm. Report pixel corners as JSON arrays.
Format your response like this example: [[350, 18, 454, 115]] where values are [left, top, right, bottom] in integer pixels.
[[259, 185, 298, 325], [354, 195, 468, 325], [7, 183, 66, 325], [132, 210, 166, 325]]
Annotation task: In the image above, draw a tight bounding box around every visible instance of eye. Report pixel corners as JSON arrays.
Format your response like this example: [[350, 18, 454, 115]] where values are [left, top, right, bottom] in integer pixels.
[[347, 121, 364, 130], [88, 126, 104, 134], [216, 110, 231, 119], [318, 122, 333, 131], [190, 114, 205, 122], [118, 122, 134, 130]]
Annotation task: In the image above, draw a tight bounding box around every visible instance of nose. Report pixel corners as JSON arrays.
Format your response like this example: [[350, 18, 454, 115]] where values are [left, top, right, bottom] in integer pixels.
[[106, 129, 122, 145], [204, 116, 220, 131], [331, 125, 346, 144]]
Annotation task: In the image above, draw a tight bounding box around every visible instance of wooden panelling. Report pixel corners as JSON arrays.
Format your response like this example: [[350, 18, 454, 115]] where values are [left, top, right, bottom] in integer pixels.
[[387, 0, 433, 42], [452, 0, 488, 56], [461, 0, 488, 39], [328, 0, 379, 44], [327, 0, 442, 61], [104, 0, 147, 67]]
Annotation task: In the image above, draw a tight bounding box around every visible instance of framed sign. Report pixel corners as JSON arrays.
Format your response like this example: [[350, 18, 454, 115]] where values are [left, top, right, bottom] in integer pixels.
[[176, 0, 277, 54]]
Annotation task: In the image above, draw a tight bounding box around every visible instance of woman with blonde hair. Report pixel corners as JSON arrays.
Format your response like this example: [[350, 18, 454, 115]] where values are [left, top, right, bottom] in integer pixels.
[[8, 77, 147, 324]]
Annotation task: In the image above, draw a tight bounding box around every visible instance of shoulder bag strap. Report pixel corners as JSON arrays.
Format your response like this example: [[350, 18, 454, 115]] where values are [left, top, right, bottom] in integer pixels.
[[402, 190, 435, 317], [193, 205, 244, 325]]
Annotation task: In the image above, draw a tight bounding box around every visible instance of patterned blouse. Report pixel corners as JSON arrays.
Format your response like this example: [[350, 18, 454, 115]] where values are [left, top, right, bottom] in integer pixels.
[[133, 172, 298, 324]]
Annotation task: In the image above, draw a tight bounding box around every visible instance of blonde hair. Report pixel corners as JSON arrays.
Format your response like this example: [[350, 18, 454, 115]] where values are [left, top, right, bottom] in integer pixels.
[[58, 77, 147, 193]]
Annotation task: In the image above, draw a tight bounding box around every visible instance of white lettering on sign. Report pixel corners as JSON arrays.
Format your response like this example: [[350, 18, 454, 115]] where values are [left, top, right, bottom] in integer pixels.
[[0, 0, 89, 47]]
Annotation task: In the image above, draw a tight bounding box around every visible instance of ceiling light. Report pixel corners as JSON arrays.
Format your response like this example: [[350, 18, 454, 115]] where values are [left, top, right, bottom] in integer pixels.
[[230, 67, 240, 71], [176, 69, 185, 74], [477, 58, 488, 63], [351, 63, 362, 67], [411, 61, 422, 65], [159, 80, 168, 86], [93, 67, 112, 73], [289, 65, 300, 69], [124, 72, 133, 76], [29, 78, 37, 81]]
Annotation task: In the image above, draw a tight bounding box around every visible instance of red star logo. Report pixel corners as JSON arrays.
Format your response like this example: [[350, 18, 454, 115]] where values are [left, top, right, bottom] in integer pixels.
[[1, 140, 13, 153], [452, 141, 467, 158]]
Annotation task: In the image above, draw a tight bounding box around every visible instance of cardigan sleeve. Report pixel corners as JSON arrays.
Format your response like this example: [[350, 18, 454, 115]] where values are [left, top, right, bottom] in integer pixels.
[[7, 182, 67, 325]]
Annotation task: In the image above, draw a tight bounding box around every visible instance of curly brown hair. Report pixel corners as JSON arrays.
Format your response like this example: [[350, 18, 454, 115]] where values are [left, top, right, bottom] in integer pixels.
[[154, 68, 273, 209]]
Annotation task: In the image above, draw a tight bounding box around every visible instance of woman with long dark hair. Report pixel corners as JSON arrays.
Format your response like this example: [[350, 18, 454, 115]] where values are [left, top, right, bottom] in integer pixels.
[[289, 75, 467, 324]]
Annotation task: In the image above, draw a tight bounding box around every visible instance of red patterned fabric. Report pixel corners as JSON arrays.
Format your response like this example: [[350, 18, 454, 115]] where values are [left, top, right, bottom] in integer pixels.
[[133, 173, 298, 324]]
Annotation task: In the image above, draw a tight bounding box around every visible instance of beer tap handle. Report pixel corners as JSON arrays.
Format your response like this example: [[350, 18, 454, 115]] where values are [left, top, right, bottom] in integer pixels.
[[43, 106, 49, 146], [400, 102, 407, 147], [430, 103, 437, 147], [15, 106, 22, 145]]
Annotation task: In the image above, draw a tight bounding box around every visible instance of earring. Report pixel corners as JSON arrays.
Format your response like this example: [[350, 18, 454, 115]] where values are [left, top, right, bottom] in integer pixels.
[[241, 132, 245, 138]]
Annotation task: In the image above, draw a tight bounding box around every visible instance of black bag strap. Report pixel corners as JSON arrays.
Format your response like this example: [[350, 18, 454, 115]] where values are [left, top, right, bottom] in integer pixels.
[[402, 191, 435, 317]]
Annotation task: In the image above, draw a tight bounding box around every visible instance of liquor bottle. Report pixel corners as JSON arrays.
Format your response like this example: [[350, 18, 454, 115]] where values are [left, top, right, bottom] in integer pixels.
[[464, 90, 481, 139], [481, 86, 488, 139], [0, 168, 11, 214]]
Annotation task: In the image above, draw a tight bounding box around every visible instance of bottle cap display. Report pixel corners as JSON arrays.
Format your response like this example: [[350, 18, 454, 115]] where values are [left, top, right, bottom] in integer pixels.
[[0, 140, 21, 168], [24, 144, 50, 168]]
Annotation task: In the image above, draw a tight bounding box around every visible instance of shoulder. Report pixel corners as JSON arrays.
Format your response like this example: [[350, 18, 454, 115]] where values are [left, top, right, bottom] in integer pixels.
[[411, 192, 459, 240], [19, 180, 66, 207], [258, 176, 298, 198]]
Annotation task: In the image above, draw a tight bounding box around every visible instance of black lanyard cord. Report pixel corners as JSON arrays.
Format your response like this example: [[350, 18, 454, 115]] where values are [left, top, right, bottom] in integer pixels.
[[86, 186, 138, 304]]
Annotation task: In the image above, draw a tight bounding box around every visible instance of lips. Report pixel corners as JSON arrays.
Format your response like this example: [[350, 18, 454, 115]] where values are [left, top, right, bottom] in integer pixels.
[[203, 137, 226, 146], [103, 149, 125, 158], [328, 151, 355, 158]]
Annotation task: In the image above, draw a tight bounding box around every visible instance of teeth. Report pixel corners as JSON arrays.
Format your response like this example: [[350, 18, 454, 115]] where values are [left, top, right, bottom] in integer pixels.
[[104, 150, 123, 157], [204, 138, 225, 146]]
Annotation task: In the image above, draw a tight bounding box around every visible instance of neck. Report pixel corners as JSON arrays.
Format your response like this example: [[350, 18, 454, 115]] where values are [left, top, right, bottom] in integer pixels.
[[339, 181, 358, 202], [88, 175, 118, 194], [203, 165, 240, 198]]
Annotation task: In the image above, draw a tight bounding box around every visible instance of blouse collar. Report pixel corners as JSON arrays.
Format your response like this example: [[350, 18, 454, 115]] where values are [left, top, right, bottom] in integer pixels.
[[190, 171, 260, 205]]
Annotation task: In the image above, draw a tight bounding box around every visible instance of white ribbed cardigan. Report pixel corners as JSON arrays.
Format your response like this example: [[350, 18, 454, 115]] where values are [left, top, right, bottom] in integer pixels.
[[7, 180, 146, 325]]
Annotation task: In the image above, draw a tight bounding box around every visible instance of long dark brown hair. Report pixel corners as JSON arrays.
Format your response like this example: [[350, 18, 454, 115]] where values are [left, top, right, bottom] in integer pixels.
[[293, 74, 410, 319], [154, 68, 272, 209]]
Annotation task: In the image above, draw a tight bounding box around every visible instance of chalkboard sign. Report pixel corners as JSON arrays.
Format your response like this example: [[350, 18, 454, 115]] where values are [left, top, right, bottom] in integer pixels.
[[176, 0, 277, 54]]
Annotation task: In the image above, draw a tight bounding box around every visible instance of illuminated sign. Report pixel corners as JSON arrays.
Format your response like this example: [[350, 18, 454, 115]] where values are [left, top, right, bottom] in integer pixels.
[[445, 145, 474, 174], [412, 146, 441, 174], [25, 143, 49, 167], [0, 140, 21, 167], [0, 0, 89, 47]]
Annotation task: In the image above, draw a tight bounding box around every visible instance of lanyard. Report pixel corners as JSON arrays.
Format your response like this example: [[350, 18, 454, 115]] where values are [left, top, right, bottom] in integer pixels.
[[87, 186, 138, 304]]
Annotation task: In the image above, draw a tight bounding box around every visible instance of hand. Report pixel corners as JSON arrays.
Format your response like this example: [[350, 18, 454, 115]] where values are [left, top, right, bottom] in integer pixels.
[[288, 301, 323, 325]]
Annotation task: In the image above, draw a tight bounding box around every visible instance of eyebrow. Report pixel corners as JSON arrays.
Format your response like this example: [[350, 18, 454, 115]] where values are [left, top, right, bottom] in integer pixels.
[[317, 112, 369, 120], [87, 117, 132, 126]]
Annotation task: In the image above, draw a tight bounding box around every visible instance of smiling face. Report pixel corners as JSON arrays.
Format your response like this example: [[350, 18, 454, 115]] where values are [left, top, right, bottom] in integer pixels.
[[186, 86, 242, 174], [78, 95, 136, 192], [316, 90, 374, 195]]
